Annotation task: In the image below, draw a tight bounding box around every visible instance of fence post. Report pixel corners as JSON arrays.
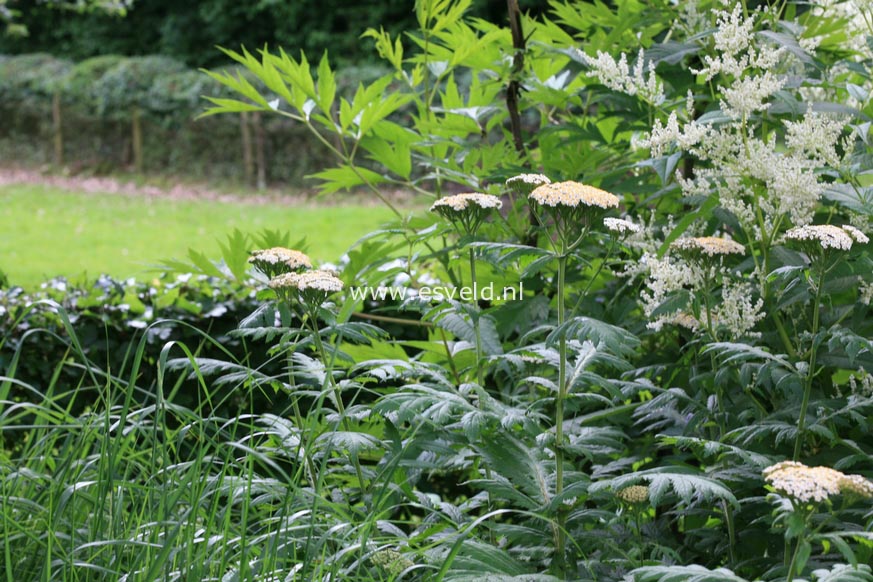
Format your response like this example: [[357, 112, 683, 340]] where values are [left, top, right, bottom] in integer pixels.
[[253, 110, 266, 191], [240, 111, 254, 187], [132, 105, 144, 173], [52, 92, 64, 166]]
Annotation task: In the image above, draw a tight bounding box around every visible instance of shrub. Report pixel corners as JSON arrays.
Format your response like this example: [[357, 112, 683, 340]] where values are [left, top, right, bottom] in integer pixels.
[[0, 53, 340, 182], [60, 54, 125, 115], [0, 52, 71, 105]]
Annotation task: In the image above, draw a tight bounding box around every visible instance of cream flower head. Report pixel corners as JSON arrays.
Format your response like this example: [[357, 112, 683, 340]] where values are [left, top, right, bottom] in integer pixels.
[[839, 474, 873, 498], [616, 485, 649, 504], [430, 193, 502, 213], [529, 181, 620, 210], [506, 173, 551, 195], [249, 247, 312, 278], [763, 460, 873, 503], [271, 270, 344, 293], [528, 181, 621, 244], [783, 225, 859, 251], [270, 269, 343, 306], [763, 461, 841, 503], [841, 225, 870, 245], [670, 236, 745, 257], [430, 193, 502, 235]]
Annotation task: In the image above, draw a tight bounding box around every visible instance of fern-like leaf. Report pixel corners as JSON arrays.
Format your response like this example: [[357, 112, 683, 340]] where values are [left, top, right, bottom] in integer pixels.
[[812, 564, 873, 582], [630, 564, 749, 582], [591, 466, 738, 507]]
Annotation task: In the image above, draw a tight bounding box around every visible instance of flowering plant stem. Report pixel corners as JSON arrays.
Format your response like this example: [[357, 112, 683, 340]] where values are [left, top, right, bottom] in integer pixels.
[[700, 273, 728, 438], [305, 310, 368, 496], [469, 247, 484, 389], [749, 207, 798, 360], [569, 237, 616, 318], [793, 265, 827, 461], [554, 247, 568, 568], [286, 350, 318, 491], [784, 506, 822, 582]]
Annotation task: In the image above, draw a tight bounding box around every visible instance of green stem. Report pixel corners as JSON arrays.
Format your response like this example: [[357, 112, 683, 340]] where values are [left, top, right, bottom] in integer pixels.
[[469, 248, 484, 389], [555, 249, 568, 566], [722, 499, 737, 566], [286, 347, 318, 490], [785, 529, 807, 582], [569, 236, 615, 319], [793, 265, 826, 460], [634, 509, 644, 568], [307, 313, 367, 495], [754, 205, 799, 360], [701, 273, 727, 438]]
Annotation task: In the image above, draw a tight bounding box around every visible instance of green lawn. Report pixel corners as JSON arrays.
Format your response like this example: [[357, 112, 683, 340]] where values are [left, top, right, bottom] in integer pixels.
[[1, 184, 401, 288]]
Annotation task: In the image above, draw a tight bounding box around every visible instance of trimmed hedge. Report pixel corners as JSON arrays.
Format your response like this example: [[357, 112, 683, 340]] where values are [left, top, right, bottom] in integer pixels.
[[0, 53, 389, 185], [0, 273, 279, 415]]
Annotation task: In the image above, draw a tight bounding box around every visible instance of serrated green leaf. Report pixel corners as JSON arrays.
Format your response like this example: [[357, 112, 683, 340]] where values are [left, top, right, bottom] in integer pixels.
[[316, 52, 337, 114], [631, 564, 749, 582], [307, 165, 387, 193]]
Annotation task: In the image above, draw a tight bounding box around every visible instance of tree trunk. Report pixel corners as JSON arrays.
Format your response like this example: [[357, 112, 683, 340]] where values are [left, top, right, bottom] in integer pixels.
[[506, 0, 539, 246], [52, 92, 64, 166], [506, 0, 526, 156]]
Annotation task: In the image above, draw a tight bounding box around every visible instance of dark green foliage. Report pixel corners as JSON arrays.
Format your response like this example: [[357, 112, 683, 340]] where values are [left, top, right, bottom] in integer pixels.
[[0, 0, 547, 68], [0, 51, 396, 181], [0, 273, 277, 415], [90, 55, 186, 116], [0, 52, 71, 102]]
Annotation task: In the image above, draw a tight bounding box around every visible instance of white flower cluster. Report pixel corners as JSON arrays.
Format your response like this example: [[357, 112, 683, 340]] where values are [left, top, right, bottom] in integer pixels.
[[506, 173, 551, 195], [249, 248, 312, 270], [785, 110, 846, 167], [693, 5, 784, 80], [640, 6, 849, 234], [843, 224, 871, 244], [846, 368, 873, 397], [644, 112, 709, 158], [640, 245, 764, 336], [764, 461, 842, 502], [640, 253, 701, 330], [529, 181, 620, 210], [430, 193, 503, 212], [841, 473, 873, 497], [604, 217, 642, 235], [668, 127, 828, 229], [270, 270, 344, 293], [666, 312, 701, 332], [714, 281, 766, 338], [859, 280, 873, 305], [582, 48, 665, 105], [670, 236, 745, 257], [783, 224, 868, 250], [764, 460, 873, 502], [721, 72, 785, 119]]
